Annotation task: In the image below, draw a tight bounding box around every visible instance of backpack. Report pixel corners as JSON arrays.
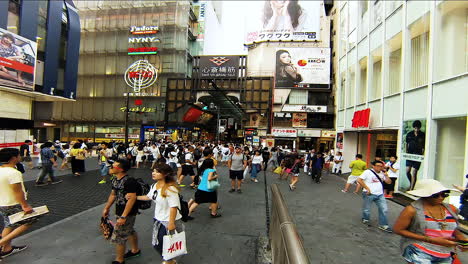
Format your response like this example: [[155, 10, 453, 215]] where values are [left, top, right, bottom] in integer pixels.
[[57, 150, 65, 159], [178, 194, 190, 222], [135, 178, 152, 210], [178, 152, 186, 165], [193, 148, 202, 160]]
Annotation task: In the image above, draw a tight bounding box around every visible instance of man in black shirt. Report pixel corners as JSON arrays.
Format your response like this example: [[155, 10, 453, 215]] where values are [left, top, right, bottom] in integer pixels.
[[405, 120, 425, 191], [102, 159, 140, 264], [19, 140, 33, 169]]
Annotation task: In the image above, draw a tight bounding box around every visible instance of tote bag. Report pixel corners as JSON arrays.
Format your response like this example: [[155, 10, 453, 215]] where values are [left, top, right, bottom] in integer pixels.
[[162, 230, 188, 260]]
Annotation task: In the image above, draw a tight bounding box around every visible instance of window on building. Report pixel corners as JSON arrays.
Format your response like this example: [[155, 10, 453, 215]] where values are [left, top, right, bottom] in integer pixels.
[[433, 1, 468, 81], [346, 67, 355, 107], [289, 90, 308, 104], [434, 117, 467, 188], [340, 4, 348, 56], [7, 0, 20, 34], [408, 14, 430, 89], [371, 47, 382, 100], [36, 0, 48, 54], [358, 58, 367, 104], [385, 33, 402, 96], [308, 92, 330, 105], [339, 74, 346, 109]]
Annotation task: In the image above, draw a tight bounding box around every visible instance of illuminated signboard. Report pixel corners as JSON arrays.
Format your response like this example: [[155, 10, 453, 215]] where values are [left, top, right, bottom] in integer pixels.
[[120, 106, 156, 113], [127, 47, 158, 55], [128, 37, 160, 43], [124, 60, 158, 92], [130, 26, 159, 35]]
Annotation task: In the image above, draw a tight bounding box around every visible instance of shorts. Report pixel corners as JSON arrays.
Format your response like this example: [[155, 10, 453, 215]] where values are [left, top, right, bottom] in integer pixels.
[[402, 244, 452, 264], [222, 155, 230, 162], [111, 215, 137, 245], [194, 189, 217, 204], [21, 156, 32, 162], [229, 170, 243, 180], [181, 165, 195, 176], [0, 204, 38, 229], [406, 160, 422, 170], [383, 177, 397, 192], [347, 175, 359, 184]]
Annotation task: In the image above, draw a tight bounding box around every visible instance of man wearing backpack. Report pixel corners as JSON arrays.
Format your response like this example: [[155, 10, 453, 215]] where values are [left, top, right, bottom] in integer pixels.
[[102, 159, 141, 264]]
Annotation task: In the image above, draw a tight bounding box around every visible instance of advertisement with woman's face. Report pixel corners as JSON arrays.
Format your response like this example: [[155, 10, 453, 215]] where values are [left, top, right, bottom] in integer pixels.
[[245, 0, 322, 44], [0, 28, 37, 90], [275, 48, 330, 88]]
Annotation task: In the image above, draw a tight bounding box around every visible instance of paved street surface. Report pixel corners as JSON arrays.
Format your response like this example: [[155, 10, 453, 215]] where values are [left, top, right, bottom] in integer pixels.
[[5, 165, 468, 263], [22, 156, 99, 182]]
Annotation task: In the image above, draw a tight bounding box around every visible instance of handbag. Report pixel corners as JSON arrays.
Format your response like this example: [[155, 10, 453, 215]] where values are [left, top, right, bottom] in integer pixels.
[[162, 230, 188, 260], [207, 178, 220, 190], [273, 166, 283, 175], [99, 217, 114, 240], [243, 167, 250, 180], [303, 165, 309, 173]]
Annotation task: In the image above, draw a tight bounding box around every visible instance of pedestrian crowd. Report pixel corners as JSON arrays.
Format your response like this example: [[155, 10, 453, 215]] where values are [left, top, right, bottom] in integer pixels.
[[0, 138, 468, 264]]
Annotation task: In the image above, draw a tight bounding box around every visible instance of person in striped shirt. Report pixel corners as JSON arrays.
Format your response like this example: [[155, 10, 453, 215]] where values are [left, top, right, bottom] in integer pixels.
[[394, 179, 468, 264]]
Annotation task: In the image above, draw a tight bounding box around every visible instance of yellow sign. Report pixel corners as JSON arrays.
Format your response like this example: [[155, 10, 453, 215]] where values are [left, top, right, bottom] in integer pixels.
[[120, 106, 156, 113]]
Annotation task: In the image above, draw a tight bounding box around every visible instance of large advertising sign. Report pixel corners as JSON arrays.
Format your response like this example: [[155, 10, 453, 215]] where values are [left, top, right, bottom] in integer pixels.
[[0, 28, 37, 90], [245, 0, 322, 45], [275, 47, 330, 88], [182, 107, 213, 124], [199, 56, 240, 79], [399, 119, 427, 192]]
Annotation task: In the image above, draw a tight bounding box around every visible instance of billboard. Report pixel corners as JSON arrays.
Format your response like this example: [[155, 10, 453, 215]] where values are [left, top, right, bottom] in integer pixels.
[[0, 28, 37, 90], [245, 0, 322, 45], [199, 56, 240, 79], [275, 47, 330, 88], [182, 107, 213, 124], [399, 119, 426, 192]]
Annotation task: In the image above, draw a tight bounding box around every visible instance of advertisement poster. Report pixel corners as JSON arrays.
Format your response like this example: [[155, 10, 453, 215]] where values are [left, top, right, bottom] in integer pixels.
[[292, 113, 307, 127], [245, 0, 322, 44], [336, 133, 343, 150], [0, 28, 37, 90], [275, 48, 331, 88], [399, 119, 426, 192], [199, 56, 240, 79]]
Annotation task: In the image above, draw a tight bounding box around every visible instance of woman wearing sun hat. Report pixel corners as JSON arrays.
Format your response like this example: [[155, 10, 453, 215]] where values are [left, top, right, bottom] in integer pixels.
[[393, 179, 467, 264]]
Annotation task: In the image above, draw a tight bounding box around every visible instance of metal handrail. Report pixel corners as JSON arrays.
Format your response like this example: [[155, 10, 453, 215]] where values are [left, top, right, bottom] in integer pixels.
[[269, 184, 310, 264]]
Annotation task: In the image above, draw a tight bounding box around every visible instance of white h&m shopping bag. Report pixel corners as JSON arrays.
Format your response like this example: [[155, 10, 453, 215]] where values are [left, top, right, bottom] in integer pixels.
[[162, 230, 188, 260]]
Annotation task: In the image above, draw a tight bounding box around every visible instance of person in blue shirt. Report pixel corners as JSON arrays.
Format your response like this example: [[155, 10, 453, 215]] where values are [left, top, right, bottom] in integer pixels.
[[310, 152, 325, 184], [187, 159, 221, 218], [35, 142, 62, 186]]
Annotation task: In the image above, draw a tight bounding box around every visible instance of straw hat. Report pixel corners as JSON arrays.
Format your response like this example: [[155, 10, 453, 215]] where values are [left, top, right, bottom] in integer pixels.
[[407, 179, 454, 197]]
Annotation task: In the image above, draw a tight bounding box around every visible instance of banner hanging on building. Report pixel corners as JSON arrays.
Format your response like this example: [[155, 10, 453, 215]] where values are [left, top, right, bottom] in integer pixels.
[[199, 56, 240, 79], [275, 48, 330, 88], [182, 107, 213, 124], [292, 113, 307, 127], [0, 28, 37, 90], [399, 119, 427, 193], [244, 1, 322, 44]]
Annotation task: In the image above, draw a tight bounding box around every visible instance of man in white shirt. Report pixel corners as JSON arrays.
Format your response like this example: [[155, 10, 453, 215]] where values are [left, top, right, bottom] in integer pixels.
[[384, 155, 400, 198], [357, 160, 392, 233], [0, 148, 34, 259], [178, 146, 196, 188]]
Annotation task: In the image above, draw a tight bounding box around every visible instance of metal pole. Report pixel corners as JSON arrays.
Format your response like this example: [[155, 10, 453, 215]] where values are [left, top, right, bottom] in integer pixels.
[[216, 107, 220, 143], [124, 93, 130, 146]]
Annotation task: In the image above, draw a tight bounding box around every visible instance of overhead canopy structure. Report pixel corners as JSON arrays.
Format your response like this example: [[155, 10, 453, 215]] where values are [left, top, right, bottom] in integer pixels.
[[197, 80, 245, 121]]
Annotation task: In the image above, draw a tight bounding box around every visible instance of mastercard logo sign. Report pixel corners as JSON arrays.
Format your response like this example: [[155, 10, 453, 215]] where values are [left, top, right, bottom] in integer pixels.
[[297, 59, 308, 66]]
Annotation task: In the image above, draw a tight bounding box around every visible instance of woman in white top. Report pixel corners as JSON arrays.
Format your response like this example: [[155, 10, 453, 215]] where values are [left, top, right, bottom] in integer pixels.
[[250, 150, 263, 183], [150, 144, 161, 170], [384, 155, 400, 198], [332, 151, 344, 175], [135, 145, 145, 168], [131, 164, 183, 264]]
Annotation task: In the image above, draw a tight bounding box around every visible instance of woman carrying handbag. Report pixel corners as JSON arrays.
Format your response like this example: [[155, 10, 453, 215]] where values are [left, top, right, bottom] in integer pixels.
[[188, 159, 221, 218], [132, 164, 186, 264]]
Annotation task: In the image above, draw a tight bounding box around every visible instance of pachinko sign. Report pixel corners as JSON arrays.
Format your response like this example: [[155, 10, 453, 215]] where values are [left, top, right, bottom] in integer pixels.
[[130, 26, 159, 35]]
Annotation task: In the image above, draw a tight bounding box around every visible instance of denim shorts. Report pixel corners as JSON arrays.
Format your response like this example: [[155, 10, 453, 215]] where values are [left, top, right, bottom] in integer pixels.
[[402, 244, 452, 264]]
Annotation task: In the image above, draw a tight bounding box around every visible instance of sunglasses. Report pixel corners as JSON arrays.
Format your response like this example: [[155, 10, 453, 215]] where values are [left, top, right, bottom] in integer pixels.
[[430, 192, 450, 198]]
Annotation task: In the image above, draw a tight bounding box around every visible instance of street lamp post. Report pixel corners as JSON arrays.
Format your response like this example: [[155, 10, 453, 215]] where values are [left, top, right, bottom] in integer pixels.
[[124, 93, 130, 146]]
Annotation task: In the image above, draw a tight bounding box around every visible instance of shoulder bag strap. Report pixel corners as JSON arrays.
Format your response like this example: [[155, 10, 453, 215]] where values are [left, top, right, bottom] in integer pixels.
[[369, 169, 385, 185]]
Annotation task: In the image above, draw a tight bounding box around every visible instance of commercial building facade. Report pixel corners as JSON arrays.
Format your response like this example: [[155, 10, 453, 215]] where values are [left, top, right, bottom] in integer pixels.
[[0, 0, 80, 144], [245, 1, 334, 152], [332, 1, 467, 194], [50, 0, 206, 142]]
